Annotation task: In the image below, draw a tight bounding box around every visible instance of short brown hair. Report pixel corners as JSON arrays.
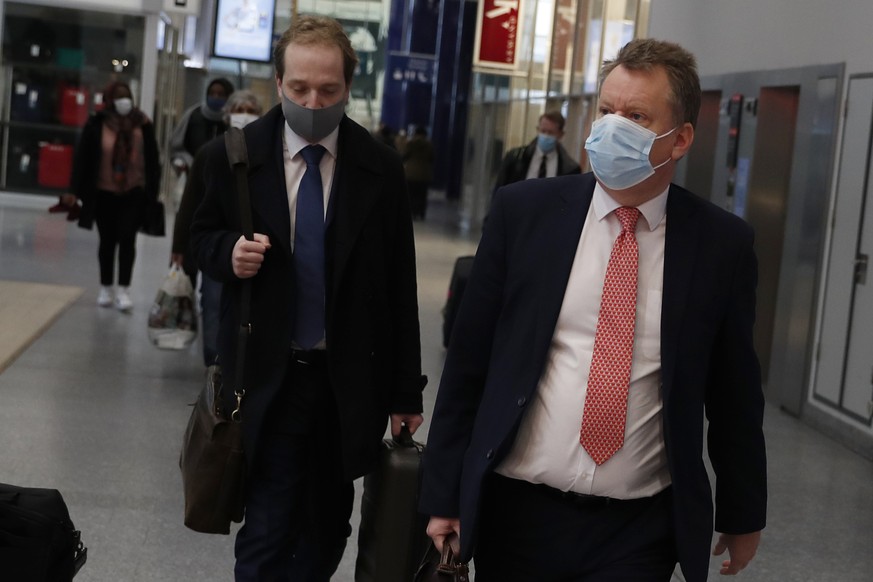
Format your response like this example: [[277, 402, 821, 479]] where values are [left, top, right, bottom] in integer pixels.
[[273, 15, 359, 86], [539, 111, 566, 132], [600, 39, 701, 128]]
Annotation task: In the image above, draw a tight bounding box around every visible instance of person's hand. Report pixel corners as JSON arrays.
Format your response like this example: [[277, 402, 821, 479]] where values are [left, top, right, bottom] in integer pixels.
[[713, 531, 761, 575], [61, 194, 77, 207], [426, 517, 460, 555], [170, 253, 184, 267], [390, 413, 423, 437], [232, 233, 271, 278]]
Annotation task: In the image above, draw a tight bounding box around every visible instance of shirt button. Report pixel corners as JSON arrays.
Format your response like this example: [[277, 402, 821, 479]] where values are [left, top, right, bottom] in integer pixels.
[[485, 449, 494, 459], [517, 396, 526, 407]]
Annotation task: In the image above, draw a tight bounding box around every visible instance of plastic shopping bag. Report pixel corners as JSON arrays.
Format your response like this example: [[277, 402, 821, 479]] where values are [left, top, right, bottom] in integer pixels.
[[147, 264, 198, 350]]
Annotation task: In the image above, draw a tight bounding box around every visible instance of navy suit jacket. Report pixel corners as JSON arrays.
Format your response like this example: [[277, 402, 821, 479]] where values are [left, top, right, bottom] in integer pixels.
[[191, 106, 425, 482], [419, 173, 767, 581]]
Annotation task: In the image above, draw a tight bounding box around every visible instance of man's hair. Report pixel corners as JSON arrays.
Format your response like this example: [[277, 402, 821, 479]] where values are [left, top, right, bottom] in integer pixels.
[[600, 38, 701, 128], [539, 111, 565, 132], [273, 15, 359, 85]]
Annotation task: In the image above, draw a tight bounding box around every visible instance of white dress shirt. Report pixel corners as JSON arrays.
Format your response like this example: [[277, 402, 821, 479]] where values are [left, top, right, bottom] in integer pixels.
[[526, 147, 558, 179], [282, 123, 339, 251], [496, 183, 672, 499]]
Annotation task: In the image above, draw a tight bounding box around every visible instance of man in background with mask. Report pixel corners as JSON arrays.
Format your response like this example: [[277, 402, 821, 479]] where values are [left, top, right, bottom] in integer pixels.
[[191, 15, 425, 581], [420, 39, 766, 582], [493, 110, 581, 193], [169, 77, 235, 286], [169, 77, 235, 174]]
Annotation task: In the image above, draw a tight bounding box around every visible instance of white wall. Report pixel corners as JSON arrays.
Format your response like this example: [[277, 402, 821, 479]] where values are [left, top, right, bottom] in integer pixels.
[[648, 0, 873, 75]]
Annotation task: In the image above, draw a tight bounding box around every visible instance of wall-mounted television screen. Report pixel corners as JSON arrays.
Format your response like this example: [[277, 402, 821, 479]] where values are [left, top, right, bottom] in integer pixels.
[[213, 0, 276, 63]]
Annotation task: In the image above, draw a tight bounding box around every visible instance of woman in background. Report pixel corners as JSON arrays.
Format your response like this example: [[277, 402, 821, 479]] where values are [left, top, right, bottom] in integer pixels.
[[64, 81, 161, 311]]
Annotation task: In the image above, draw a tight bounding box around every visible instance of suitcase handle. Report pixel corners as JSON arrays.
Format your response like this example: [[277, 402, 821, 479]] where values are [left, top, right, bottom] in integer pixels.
[[393, 424, 416, 447]]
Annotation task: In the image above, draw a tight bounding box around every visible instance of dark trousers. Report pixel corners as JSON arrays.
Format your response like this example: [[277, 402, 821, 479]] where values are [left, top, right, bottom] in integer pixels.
[[474, 474, 677, 581], [94, 188, 145, 286], [234, 355, 354, 582], [407, 181, 429, 219]]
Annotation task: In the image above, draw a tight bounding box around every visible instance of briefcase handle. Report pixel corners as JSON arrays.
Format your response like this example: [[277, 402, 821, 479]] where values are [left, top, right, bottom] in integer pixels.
[[393, 423, 415, 447]]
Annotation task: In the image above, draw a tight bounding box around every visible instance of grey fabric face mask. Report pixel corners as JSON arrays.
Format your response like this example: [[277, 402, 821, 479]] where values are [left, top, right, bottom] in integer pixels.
[[280, 92, 346, 143]]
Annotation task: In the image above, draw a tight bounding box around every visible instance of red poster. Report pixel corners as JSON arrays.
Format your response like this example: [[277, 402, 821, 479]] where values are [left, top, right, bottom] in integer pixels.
[[474, 0, 522, 69]]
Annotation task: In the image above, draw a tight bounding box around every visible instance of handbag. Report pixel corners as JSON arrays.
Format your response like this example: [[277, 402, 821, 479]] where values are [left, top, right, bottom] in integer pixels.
[[140, 198, 166, 236], [179, 127, 253, 534], [413, 543, 470, 582], [179, 365, 245, 533]]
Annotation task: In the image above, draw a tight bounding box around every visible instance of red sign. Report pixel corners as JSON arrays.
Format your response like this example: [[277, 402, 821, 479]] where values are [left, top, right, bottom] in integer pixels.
[[474, 0, 522, 69]]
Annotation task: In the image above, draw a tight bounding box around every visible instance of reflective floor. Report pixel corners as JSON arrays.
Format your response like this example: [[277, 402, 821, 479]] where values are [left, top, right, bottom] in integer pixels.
[[1, 192, 871, 581]]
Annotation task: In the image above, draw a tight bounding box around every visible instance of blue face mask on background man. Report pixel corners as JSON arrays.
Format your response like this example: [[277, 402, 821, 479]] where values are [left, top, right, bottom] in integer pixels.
[[537, 133, 557, 153], [585, 114, 676, 190], [206, 97, 227, 112]]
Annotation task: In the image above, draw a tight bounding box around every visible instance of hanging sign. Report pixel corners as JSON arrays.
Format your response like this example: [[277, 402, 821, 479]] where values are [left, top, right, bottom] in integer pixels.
[[473, 0, 523, 70]]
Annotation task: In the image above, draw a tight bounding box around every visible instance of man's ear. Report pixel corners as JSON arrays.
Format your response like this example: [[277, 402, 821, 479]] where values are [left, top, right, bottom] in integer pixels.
[[672, 122, 694, 161]]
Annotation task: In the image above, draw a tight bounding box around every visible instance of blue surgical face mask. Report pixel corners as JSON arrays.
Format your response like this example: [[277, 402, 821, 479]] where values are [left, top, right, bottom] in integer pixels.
[[537, 133, 557, 153], [584, 114, 676, 190], [206, 96, 227, 112], [280, 92, 346, 143]]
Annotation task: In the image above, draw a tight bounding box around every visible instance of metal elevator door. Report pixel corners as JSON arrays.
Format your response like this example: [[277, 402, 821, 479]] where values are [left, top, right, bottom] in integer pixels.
[[745, 86, 800, 387], [815, 75, 873, 425]]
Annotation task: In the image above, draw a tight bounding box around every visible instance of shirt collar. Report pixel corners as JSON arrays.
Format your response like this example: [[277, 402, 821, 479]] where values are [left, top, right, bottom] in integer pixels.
[[592, 182, 669, 232], [283, 120, 340, 160]]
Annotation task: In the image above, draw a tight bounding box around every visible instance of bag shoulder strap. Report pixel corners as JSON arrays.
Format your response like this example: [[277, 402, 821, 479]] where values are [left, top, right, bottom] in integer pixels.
[[225, 127, 253, 240], [224, 127, 252, 421]]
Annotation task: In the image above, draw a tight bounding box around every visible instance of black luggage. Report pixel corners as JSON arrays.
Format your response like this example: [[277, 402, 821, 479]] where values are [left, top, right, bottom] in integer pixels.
[[0, 483, 87, 581], [442, 255, 475, 347], [355, 426, 430, 582]]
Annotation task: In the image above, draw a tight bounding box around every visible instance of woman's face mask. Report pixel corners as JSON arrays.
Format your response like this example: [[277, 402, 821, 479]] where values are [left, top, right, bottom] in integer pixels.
[[229, 112, 259, 129], [280, 92, 346, 143], [206, 96, 227, 112], [113, 97, 133, 116], [584, 114, 677, 190]]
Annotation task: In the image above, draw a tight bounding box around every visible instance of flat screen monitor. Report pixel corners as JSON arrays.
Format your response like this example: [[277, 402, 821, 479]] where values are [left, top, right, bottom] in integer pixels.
[[212, 0, 276, 63]]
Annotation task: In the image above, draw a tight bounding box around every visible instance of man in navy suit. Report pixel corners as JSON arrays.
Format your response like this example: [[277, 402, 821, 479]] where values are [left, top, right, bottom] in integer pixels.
[[420, 39, 766, 581], [192, 15, 425, 581]]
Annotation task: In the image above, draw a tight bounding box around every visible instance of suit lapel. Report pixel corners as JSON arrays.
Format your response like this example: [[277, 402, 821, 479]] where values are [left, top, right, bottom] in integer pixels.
[[329, 117, 383, 299], [531, 175, 596, 359], [661, 185, 701, 397], [246, 107, 292, 260]]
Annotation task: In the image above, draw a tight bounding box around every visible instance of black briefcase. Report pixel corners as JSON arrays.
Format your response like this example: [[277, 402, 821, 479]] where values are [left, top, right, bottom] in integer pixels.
[[0, 483, 87, 581], [355, 426, 430, 582]]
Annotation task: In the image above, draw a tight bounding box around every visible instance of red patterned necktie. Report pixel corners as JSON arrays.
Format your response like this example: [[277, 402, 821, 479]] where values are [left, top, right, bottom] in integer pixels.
[[580, 206, 641, 465]]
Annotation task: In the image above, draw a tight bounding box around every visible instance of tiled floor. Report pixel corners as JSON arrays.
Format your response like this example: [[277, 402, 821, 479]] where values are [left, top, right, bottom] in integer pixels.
[[1, 192, 871, 581]]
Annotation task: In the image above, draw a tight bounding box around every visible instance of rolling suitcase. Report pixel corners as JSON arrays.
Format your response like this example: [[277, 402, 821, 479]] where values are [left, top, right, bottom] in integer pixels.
[[58, 85, 90, 127], [355, 426, 430, 582], [0, 483, 87, 581], [441, 255, 474, 348], [37, 143, 74, 189], [10, 76, 52, 123]]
